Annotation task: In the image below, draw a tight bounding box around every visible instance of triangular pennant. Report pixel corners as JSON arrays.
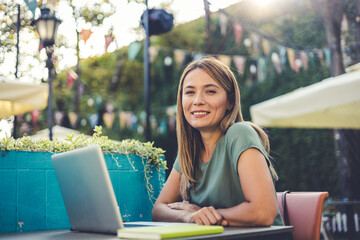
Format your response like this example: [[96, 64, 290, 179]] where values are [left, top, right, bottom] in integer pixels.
[[119, 112, 127, 129], [232, 55, 246, 75], [287, 48, 296, 71], [299, 51, 308, 70], [324, 48, 331, 67], [103, 112, 115, 129], [54, 111, 65, 125], [68, 112, 78, 128], [257, 57, 267, 82], [149, 46, 159, 63], [233, 22, 243, 44], [128, 41, 142, 61], [67, 68, 78, 88], [219, 12, 228, 35], [192, 52, 205, 61], [279, 46, 287, 65], [105, 34, 115, 53], [31, 110, 42, 132], [80, 29, 93, 44], [341, 14, 348, 32], [271, 52, 282, 74], [39, 41, 44, 52], [174, 49, 186, 66], [217, 55, 231, 67], [251, 33, 261, 55], [24, 0, 37, 18], [88, 113, 99, 128], [262, 39, 271, 55]]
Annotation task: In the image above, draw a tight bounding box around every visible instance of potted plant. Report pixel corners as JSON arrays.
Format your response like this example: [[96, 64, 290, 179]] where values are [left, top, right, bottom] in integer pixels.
[[0, 126, 166, 232]]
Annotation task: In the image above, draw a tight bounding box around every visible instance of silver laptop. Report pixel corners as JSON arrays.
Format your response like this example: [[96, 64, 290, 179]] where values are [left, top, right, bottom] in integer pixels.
[[52, 145, 124, 234], [52, 145, 184, 235]]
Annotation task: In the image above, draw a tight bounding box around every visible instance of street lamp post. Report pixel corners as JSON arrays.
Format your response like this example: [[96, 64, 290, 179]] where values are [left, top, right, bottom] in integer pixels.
[[33, 6, 61, 140]]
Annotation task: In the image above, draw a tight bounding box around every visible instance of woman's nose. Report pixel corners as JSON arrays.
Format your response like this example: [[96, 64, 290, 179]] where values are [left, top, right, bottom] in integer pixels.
[[194, 92, 205, 105]]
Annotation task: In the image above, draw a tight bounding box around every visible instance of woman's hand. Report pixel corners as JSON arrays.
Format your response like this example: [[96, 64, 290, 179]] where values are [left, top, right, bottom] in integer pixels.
[[167, 202, 201, 212], [187, 206, 228, 226]]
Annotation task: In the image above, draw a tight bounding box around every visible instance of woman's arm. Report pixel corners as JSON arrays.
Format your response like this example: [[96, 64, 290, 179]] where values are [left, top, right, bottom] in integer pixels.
[[152, 168, 226, 225], [217, 148, 278, 226]]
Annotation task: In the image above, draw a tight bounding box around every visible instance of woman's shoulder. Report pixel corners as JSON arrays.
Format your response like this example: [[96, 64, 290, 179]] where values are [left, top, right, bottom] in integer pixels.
[[227, 122, 257, 136]]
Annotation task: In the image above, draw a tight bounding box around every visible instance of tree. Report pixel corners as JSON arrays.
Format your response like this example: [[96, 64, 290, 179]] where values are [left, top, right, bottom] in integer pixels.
[[314, 0, 360, 200]]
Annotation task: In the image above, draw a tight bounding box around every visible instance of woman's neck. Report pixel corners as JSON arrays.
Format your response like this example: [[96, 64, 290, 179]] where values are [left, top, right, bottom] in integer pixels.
[[200, 130, 223, 163]]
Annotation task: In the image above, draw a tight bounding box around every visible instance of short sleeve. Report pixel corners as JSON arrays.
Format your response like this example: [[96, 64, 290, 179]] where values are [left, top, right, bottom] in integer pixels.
[[225, 122, 269, 171], [173, 156, 181, 173]]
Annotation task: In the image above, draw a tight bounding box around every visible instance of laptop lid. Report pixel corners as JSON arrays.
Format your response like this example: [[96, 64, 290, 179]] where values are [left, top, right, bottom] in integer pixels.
[[51, 145, 124, 234]]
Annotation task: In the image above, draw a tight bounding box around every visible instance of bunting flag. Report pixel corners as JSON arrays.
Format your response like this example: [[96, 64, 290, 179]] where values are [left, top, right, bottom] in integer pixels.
[[103, 112, 115, 129], [149, 46, 159, 62], [219, 12, 228, 35], [174, 49, 186, 66], [54, 111, 65, 125], [68, 112, 78, 128], [324, 48, 331, 67], [39, 41, 44, 52], [128, 41, 142, 61], [294, 58, 300, 73], [271, 52, 282, 74], [287, 48, 296, 72], [233, 22, 243, 44], [257, 57, 267, 82], [119, 112, 127, 129], [24, 0, 37, 18], [192, 52, 205, 61], [105, 34, 115, 53], [88, 113, 99, 128], [341, 14, 349, 32], [67, 68, 78, 88], [31, 110, 42, 132], [217, 55, 231, 67], [80, 29, 93, 44], [232, 55, 246, 75], [299, 51, 309, 70], [251, 33, 261, 56], [262, 39, 271, 55], [279, 46, 287, 65]]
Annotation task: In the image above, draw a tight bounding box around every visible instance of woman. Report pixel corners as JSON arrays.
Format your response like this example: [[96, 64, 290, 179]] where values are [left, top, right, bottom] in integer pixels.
[[152, 57, 283, 226]]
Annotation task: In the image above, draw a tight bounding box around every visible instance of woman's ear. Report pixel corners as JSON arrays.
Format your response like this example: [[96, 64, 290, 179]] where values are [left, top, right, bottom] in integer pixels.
[[227, 101, 234, 111]]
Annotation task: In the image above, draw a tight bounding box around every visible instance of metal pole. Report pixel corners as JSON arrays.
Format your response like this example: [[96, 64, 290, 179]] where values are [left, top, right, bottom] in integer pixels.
[[144, 0, 151, 141], [13, 4, 20, 139], [46, 46, 54, 140]]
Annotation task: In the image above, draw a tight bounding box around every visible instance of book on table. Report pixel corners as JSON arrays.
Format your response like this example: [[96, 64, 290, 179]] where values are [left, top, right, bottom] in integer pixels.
[[117, 224, 224, 239]]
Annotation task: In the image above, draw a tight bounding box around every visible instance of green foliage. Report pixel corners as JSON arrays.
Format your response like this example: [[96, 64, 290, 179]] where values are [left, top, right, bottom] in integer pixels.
[[0, 126, 166, 169]]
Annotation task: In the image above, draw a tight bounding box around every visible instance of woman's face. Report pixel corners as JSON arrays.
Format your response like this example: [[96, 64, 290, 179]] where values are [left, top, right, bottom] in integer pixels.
[[182, 68, 231, 134]]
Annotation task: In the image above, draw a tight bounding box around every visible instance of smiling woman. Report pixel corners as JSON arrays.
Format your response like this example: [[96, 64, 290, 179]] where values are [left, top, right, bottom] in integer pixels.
[[151, 57, 283, 227]]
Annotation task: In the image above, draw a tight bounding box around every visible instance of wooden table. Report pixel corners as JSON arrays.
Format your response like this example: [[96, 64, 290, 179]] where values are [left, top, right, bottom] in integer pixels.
[[0, 226, 293, 240]]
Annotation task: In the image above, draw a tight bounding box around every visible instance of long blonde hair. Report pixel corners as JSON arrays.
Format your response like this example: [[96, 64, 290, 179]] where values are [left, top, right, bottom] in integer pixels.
[[176, 57, 277, 200]]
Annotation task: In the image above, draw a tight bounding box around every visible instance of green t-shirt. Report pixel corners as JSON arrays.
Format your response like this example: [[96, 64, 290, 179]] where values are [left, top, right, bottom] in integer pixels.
[[173, 122, 284, 226]]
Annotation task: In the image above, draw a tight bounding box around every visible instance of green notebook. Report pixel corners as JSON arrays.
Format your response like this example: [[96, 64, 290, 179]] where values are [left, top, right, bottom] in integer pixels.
[[117, 224, 224, 239]]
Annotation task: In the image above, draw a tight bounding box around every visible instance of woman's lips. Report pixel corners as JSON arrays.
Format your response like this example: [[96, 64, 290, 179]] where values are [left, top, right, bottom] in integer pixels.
[[191, 111, 209, 117]]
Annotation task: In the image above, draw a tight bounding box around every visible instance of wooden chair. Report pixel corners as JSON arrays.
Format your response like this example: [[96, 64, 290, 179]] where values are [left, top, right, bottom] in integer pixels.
[[276, 191, 329, 240]]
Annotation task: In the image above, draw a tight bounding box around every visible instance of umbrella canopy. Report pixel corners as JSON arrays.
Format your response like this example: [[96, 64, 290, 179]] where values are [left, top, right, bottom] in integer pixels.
[[0, 77, 48, 119], [250, 70, 360, 129], [30, 125, 84, 140]]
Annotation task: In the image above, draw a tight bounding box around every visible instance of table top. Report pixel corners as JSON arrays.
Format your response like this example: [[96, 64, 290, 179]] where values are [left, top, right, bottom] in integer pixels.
[[328, 200, 360, 206], [0, 226, 293, 240]]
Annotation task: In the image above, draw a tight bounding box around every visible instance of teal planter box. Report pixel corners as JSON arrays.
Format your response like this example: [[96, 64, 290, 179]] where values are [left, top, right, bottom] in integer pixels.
[[0, 150, 165, 233]]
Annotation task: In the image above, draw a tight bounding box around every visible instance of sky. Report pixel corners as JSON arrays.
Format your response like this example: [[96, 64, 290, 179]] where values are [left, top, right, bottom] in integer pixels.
[[0, 0, 241, 138]]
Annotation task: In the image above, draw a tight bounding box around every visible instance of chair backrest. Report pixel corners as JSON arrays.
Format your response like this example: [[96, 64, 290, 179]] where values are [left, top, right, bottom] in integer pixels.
[[276, 191, 329, 240]]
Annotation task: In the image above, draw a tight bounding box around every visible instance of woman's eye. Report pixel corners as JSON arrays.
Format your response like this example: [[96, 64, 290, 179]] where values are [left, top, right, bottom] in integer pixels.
[[207, 90, 216, 94], [185, 91, 194, 94]]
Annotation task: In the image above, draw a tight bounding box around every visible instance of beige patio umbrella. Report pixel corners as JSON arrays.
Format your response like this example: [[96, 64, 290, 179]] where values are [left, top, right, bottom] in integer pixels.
[[250, 70, 360, 129], [0, 77, 48, 119]]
